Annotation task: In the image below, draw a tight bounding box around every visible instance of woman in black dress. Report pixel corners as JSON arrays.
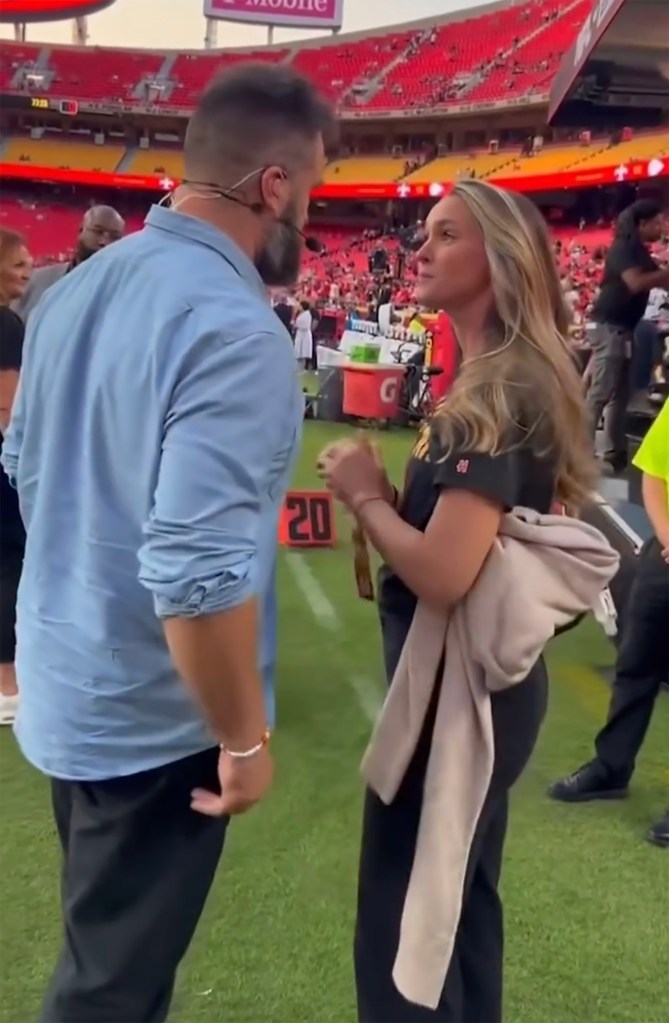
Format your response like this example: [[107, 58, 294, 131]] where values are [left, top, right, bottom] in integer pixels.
[[320, 181, 597, 1023], [0, 228, 32, 725]]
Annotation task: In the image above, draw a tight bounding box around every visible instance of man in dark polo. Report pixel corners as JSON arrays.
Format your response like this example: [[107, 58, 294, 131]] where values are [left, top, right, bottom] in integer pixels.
[[587, 199, 668, 473]]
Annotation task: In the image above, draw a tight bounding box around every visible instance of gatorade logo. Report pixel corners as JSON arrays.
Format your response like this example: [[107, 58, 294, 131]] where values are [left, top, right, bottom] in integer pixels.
[[380, 377, 400, 406]]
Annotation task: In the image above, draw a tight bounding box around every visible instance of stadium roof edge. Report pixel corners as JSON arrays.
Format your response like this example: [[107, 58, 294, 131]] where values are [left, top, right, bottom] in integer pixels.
[[0, 0, 517, 55]]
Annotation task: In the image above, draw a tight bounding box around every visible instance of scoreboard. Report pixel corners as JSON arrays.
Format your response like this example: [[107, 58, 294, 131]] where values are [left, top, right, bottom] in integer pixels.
[[1, 94, 79, 115]]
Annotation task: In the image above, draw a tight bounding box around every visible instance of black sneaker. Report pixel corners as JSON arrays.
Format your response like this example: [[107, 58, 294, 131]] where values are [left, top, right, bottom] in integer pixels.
[[548, 760, 629, 803], [647, 810, 669, 848]]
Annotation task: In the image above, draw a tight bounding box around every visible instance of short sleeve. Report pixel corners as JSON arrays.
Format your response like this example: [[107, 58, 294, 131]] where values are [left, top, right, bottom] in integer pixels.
[[0, 309, 24, 371], [607, 239, 649, 277], [432, 446, 522, 510], [632, 401, 669, 482]]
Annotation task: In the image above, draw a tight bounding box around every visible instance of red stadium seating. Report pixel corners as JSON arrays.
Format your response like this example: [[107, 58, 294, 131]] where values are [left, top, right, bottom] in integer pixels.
[[167, 50, 288, 108], [0, 0, 589, 110], [465, 0, 591, 105], [3, 193, 642, 326], [0, 197, 143, 260], [365, 0, 583, 110], [48, 46, 164, 102], [0, 42, 41, 90], [291, 31, 415, 104]]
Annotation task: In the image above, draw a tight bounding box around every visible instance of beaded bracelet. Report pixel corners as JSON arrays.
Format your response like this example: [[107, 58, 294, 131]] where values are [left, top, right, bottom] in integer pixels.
[[220, 729, 271, 760]]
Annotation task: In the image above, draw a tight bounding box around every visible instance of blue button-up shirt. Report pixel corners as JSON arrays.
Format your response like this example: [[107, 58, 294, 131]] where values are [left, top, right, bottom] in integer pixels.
[[1, 206, 302, 781]]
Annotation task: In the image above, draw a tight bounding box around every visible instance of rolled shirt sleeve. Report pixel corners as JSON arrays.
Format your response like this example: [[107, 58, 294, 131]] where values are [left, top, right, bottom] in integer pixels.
[[138, 325, 299, 618]]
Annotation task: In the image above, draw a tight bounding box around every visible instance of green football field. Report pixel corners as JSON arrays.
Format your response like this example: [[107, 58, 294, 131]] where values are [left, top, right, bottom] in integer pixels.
[[0, 421, 667, 1023]]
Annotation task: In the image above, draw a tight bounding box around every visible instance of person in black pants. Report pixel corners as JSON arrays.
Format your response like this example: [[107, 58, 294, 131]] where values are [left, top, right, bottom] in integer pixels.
[[0, 227, 32, 725], [587, 199, 668, 474], [550, 399, 669, 847], [319, 181, 597, 1022]]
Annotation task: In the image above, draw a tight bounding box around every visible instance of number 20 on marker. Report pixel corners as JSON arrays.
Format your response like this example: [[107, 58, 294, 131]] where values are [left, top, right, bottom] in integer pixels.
[[278, 491, 336, 548]]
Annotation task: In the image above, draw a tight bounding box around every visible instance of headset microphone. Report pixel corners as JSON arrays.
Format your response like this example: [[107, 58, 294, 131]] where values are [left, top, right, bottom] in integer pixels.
[[285, 220, 324, 254], [302, 233, 324, 254], [179, 181, 324, 254]]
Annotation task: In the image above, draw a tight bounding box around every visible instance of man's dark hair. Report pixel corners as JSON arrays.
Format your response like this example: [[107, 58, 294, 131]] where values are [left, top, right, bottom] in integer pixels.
[[615, 198, 662, 239], [184, 63, 337, 180]]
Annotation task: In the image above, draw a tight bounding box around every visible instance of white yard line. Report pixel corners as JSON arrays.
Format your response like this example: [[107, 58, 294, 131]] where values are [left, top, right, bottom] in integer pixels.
[[284, 551, 339, 632], [284, 552, 382, 723], [347, 673, 384, 724]]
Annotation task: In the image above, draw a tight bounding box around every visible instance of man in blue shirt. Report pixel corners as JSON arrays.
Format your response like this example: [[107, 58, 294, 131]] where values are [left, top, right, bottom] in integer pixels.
[[2, 64, 333, 1022]]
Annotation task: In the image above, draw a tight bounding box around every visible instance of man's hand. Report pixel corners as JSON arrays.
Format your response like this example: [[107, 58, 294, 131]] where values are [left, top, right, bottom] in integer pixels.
[[191, 745, 274, 817]]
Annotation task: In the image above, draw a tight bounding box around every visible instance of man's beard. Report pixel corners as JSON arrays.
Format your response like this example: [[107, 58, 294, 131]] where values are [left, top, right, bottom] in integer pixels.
[[73, 242, 97, 265], [255, 202, 303, 287]]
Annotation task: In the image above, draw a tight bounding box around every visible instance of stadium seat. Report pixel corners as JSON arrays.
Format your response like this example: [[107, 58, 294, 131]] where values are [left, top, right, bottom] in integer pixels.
[[495, 143, 600, 178], [465, 0, 592, 105], [569, 133, 669, 171], [403, 151, 517, 183], [363, 0, 589, 111], [0, 42, 42, 90], [47, 45, 164, 102], [0, 197, 144, 260], [125, 149, 185, 178], [291, 31, 414, 104], [0, 1, 593, 112], [167, 50, 288, 109], [4, 137, 125, 173], [0, 200, 81, 260], [324, 156, 409, 183]]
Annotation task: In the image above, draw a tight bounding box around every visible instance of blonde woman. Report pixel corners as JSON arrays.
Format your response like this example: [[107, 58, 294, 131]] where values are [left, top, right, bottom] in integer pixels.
[[320, 181, 597, 1022], [0, 227, 32, 724]]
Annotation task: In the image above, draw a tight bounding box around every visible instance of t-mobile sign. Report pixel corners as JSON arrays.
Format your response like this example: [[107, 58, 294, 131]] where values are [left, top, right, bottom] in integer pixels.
[[203, 0, 344, 30]]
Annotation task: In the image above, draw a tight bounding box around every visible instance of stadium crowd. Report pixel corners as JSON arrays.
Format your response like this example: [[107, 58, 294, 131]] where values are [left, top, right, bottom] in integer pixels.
[[3, 187, 668, 338]]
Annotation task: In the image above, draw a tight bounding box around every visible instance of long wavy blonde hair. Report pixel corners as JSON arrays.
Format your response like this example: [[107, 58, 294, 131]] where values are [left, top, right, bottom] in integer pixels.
[[434, 179, 597, 512]]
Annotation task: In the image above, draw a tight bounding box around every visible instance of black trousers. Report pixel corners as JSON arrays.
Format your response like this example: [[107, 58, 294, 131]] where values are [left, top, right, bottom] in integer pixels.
[[595, 536, 669, 783], [41, 748, 227, 1023], [0, 547, 23, 663], [354, 616, 548, 1023]]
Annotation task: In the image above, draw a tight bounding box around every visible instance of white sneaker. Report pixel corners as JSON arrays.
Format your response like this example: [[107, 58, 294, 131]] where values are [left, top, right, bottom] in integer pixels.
[[0, 694, 18, 725]]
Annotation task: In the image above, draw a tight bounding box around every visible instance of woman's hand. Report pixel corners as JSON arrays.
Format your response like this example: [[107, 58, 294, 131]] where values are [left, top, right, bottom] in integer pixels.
[[317, 439, 391, 512]]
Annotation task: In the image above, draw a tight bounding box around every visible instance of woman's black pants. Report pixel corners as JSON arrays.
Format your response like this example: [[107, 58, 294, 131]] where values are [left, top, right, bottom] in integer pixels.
[[354, 623, 548, 1023]]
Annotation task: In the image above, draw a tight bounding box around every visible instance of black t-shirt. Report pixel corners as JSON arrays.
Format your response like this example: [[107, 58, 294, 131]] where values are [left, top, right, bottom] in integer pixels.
[[591, 236, 658, 330], [378, 417, 556, 678], [0, 306, 26, 555], [0, 306, 23, 372]]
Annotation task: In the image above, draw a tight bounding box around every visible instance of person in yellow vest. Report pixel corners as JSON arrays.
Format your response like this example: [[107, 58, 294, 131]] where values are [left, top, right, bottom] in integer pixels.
[[550, 399, 669, 847]]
